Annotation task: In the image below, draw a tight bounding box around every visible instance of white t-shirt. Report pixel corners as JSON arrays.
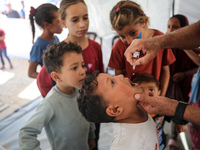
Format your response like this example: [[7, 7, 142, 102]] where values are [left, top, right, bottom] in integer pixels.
[[110, 114, 159, 150]]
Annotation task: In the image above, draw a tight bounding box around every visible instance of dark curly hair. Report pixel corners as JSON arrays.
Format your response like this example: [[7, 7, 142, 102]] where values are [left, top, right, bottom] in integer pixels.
[[132, 74, 160, 89], [77, 71, 115, 123], [42, 41, 82, 74]]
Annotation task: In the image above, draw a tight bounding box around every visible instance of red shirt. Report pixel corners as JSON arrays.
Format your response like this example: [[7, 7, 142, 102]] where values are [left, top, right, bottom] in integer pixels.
[[108, 30, 176, 81], [37, 38, 104, 97], [0, 29, 6, 49]]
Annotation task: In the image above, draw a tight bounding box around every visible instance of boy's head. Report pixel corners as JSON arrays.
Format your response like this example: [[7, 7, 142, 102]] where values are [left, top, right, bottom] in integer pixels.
[[77, 71, 143, 123], [43, 41, 86, 88], [132, 74, 161, 97]]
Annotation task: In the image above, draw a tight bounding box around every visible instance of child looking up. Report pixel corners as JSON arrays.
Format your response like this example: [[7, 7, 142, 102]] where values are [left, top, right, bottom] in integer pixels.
[[36, 1, 104, 148], [108, 0, 175, 96], [19, 41, 95, 150], [78, 71, 159, 150], [133, 74, 166, 149], [28, 3, 63, 78]]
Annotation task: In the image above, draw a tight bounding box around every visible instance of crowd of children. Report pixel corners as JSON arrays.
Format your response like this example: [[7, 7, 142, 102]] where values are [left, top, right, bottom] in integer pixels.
[[16, 0, 200, 150]]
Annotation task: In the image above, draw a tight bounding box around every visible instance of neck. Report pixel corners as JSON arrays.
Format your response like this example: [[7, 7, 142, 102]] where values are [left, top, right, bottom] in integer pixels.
[[40, 30, 54, 41], [65, 35, 88, 49], [115, 105, 148, 123], [56, 84, 75, 95]]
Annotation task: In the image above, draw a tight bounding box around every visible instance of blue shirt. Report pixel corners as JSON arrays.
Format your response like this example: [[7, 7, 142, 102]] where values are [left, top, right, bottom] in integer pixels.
[[30, 36, 59, 66]]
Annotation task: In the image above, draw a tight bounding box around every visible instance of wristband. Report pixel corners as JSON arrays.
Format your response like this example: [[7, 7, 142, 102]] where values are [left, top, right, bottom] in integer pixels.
[[172, 101, 188, 125]]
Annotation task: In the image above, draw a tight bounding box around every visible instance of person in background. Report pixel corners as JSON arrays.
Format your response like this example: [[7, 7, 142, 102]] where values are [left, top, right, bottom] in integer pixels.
[[165, 14, 198, 150], [6, 3, 20, 18], [0, 27, 13, 69], [108, 0, 175, 96], [19, 41, 96, 150], [77, 71, 160, 150], [37, 1, 104, 149], [20, 1, 25, 19], [28, 3, 62, 78]]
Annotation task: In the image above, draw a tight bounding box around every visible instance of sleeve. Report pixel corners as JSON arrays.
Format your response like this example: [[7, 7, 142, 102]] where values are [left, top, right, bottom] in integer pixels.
[[88, 122, 96, 140], [30, 44, 44, 63], [108, 40, 125, 70], [37, 66, 54, 98], [19, 101, 54, 150], [162, 49, 176, 66]]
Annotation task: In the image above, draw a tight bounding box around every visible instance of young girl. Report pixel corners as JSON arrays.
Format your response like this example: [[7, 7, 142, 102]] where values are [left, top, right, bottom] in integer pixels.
[[28, 3, 62, 78], [37, 0, 104, 149], [108, 0, 175, 96]]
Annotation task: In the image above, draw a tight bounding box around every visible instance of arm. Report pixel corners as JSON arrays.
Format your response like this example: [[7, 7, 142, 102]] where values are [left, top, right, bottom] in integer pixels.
[[184, 50, 200, 66], [172, 68, 198, 83], [135, 94, 200, 125], [0, 35, 5, 40], [159, 65, 170, 96], [28, 61, 39, 78], [19, 102, 54, 150], [125, 20, 200, 66]]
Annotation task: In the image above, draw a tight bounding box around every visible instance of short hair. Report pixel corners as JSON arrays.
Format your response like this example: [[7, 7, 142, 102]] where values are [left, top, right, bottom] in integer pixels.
[[132, 74, 160, 89], [110, 0, 149, 31], [42, 41, 82, 74], [77, 71, 115, 123]]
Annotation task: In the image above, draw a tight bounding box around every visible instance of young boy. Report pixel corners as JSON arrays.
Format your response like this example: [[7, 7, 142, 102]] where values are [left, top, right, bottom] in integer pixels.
[[132, 74, 166, 150], [132, 74, 188, 150], [77, 71, 159, 150], [19, 41, 96, 150]]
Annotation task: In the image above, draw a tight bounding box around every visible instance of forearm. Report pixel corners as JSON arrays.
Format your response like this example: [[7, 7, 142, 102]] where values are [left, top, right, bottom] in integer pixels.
[[155, 21, 200, 49], [184, 50, 200, 66], [183, 67, 198, 77], [159, 66, 170, 96], [183, 105, 200, 125]]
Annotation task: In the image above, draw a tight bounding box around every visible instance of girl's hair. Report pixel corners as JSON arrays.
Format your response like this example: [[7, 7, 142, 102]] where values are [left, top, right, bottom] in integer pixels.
[[29, 4, 58, 43], [171, 14, 189, 28], [110, 0, 149, 31], [59, 0, 86, 21]]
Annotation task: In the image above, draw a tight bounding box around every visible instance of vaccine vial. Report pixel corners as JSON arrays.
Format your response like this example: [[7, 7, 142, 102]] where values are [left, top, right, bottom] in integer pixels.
[[132, 51, 140, 70]]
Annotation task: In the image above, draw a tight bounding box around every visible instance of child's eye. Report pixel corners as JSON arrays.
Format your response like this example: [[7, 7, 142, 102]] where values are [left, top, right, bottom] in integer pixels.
[[111, 80, 114, 87], [72, 66, 77, 70], [82, 64, 86, 68], [72, 19, 78, 22], [149, 89, 155, 92], [84, 16, 88, 20], [119, 36, 125, 39], [130, 31, 137, 36]]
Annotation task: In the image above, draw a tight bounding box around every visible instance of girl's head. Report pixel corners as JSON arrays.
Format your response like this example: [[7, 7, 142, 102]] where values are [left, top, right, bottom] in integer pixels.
[[167, 14, 189, 33], [59, 0, 89, 38], [110, 0, 149, 45], [29, 4, 62, 43]]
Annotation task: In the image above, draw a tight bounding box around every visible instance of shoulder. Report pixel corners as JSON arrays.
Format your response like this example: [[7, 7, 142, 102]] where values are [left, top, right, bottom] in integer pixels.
[[88, 38, 101, 48]]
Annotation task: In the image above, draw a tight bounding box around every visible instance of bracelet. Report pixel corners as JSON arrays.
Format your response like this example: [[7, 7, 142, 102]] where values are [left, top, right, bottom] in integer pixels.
[[172, 101, 188, 125]]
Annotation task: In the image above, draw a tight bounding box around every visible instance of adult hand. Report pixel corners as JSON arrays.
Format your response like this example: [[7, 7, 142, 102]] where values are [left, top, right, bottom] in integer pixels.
[[172, 72, 185, 83], [124, 38, 160, 66], [135, 93, 178, 116]]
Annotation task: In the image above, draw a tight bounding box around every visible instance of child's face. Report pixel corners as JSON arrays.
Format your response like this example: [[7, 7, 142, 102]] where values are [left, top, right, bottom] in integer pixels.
[[166, 17, 181, 33], [138, 82, 160, 97], [56, 52, 86, 90], [48, 11, 63, 34], [116, 22, 145, 45], [62, 2, 89, 37], [95, 73, 143, 111]]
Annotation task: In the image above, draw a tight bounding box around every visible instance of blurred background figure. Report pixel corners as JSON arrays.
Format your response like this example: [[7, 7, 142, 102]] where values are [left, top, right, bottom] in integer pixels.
[[6, 2, 20, 18], [20, 1, 25, 19]]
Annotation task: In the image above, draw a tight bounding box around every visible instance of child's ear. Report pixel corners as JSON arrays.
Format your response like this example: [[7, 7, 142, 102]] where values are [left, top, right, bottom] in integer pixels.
[[43, 22, 50, 30], [106, 105, 123, 117], [60, 19, 67, 28], [158, 90, 161, 96], [50, 71, 61, 82]]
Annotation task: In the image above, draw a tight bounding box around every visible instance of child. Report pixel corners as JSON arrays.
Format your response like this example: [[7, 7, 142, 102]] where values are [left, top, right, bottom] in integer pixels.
[[28, 3, 63, 78], [0, 27, 13, 69], [108, 0, 175, 96], [19, 41, 96, 150], [37, 1, 104, 148], [132, 74, 166, 149], [77, 71, 159, 150]]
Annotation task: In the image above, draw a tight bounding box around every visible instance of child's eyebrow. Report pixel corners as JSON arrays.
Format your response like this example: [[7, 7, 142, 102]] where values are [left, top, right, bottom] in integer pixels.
[[69, 62, 78, 66]]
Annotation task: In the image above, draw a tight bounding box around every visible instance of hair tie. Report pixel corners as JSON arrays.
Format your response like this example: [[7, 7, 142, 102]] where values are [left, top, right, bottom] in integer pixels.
[[116, 8, 120, 13], [30, 6, 36, 16]]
